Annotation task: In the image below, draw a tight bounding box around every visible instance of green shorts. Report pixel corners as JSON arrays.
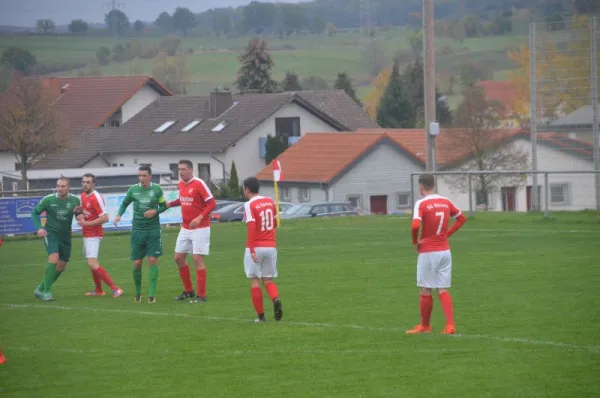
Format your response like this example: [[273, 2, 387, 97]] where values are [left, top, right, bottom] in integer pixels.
[[45, 235, 72, 263], [130, 229, 163, 260]]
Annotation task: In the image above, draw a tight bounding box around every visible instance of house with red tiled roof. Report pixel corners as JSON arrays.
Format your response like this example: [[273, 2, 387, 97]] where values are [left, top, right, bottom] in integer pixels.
[[255, 128, 596, 214], [476, 80, 523, 129], [0, 75, 172, 173]]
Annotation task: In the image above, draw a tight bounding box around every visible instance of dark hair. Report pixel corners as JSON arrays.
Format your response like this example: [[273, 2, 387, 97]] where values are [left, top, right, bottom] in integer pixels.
[[82, 173, 96, 183], [418, 174, 435, 190], [57, 176, 70, 186], [138, 165, 152, 175], [178, 159, 193, 169], [243, 177, 260, 194]]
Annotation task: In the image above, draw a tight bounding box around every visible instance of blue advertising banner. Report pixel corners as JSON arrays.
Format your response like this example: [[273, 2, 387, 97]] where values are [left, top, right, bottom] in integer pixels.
[[0, 190, 182, 235]]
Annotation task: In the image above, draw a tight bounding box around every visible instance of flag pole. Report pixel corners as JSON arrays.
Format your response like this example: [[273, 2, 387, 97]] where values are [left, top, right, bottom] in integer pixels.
[[273, 159, 282, 226], [274, 180, 281, 227]]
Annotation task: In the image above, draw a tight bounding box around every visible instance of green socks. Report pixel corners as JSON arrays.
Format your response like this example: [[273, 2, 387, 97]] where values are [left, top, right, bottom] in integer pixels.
[[42, 263, 56, 293], [149, 266, 158, 297], [133, 267, 142, 295]]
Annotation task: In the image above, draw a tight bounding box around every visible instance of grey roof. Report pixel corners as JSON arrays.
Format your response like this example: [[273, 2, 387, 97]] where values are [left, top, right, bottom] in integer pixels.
[[548, 105, 599, 128], [35, 90, 379, 169], [1, 166, 172, 180]]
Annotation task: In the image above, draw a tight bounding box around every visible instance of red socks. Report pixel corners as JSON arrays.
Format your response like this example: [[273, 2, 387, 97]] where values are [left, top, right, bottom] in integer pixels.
[[251, 287, 263, 316], [265, 282, 279, 301], [96, 266, 118, 290], [178, 264, 193, 292], [196, 268, 207, 298], [91, 268, 102, 292], [438, 291, 454, 325], [420, 295, 433, 327]]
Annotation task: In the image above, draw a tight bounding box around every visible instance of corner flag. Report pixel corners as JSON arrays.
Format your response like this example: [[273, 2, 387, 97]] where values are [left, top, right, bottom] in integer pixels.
[[272, 160, 282, 226]]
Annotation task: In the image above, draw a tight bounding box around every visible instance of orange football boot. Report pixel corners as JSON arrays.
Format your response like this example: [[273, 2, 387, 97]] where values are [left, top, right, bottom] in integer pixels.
[[405, 324, 432, 334], [441, 324, 456, 335]]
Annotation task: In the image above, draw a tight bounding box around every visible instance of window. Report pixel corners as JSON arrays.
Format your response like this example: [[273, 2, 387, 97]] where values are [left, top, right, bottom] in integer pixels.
[[181, 120, 202, 132], [12, 182, 18, 191], [14, 163, 21, 171], [347, 195, 362, 210], [154, 121, 176, 133], [281, 187, 291, 201], [120, 163, 124, 167], [198, 163, 211, 182], [312, 205, 328, 215], [329, 204, 345, 213], [397, 192, 410, 208], [298, 187, 310, 202], [109, 120, 120, 127], [212, 121, 229, 132], [112, 163, 117, 167], [169, 163, 179, 178], [275, 117, 300, 137], [550, 183, 570, 205], [475, 190, 489, 207]]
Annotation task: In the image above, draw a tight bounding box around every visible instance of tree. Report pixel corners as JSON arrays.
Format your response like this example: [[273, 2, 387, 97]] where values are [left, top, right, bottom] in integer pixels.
[[326, 22, 336, 36], [96, 47, 111, 65], [133, 20, 145, 34], [154, 12, 173, 35], [0, 77, 65, 187], [151, 52, 189, 94], [311, 16, 326, 35], [158, 34, 182, 56], [68, 19, 89, 34], [105, 9, 130, 36], [300, 76, 329, 90], [172, 7, 196, 36], [264, 134, 289, 165], [334, 72, 361, 106], [243, 1, 277, 34], [364, 68, 391, 119], [236, 38, 279, 94], [281, 71, 302, 91], [211, 9, 232, 37], [406, 29, 423, 59], [445, 85, 529, 210], [1, 47, 37, 75], [279, 3, 307, 36], [227, 161, 242, 199], [36, 19, 55, 33], [458, 62, 492, 86], [376, 60, 415, 128], [362, 40, 386, 78]]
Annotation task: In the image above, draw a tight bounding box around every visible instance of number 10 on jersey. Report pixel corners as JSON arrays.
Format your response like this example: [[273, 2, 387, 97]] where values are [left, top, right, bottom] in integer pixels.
[[260, 208, 275, 232]]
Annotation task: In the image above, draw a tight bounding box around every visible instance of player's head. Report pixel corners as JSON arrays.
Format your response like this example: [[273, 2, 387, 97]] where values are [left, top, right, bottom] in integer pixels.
[[81, 173, 96, 193], [138, 165, 152, 187], [418, 174, 435, 196], [56, 177, 70, 197], [178, 159, 193, 181], [243, 177, 260, 199]]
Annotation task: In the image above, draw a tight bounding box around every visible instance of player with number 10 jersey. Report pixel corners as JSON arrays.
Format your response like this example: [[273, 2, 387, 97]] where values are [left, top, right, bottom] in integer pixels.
[[242, 177, 283, 323]]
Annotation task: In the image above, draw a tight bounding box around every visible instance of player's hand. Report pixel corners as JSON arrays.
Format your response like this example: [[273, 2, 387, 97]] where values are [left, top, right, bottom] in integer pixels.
[[77, 219, 89, 227], [37, 229, 47, 238], [144, 209, 157, 218], [414, 242, 421, 254], [189, 215, 203, 229], [113, 215, 121, 226], [76, 214, 85, 222], [251, 251, 259, 263], [73, 205, 83, 213]]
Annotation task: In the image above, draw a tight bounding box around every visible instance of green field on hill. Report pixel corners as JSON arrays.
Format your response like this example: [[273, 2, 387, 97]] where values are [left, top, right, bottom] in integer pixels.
[[0, 213, 599, 397], [0, 30, 526, 100]]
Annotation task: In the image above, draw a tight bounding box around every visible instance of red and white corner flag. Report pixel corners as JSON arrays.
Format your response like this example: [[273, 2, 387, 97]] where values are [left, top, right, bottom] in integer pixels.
[[273, 160, 283, 182]]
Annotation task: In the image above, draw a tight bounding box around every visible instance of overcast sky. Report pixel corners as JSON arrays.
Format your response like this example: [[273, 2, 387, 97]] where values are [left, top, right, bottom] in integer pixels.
[[0, 0, 303, 27]]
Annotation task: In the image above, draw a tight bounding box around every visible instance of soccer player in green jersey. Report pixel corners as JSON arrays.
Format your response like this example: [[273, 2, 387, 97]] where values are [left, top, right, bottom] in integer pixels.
[[32, 177, 81, 301], [114, 166, 167, 303]]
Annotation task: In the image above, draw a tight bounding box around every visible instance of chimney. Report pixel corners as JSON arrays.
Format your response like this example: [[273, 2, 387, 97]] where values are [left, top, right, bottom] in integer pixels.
[[209, 88, 233, 118]]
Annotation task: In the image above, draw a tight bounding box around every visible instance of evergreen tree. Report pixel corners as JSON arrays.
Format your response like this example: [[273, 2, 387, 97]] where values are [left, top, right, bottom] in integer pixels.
[[334, 72, 361, 106], [228, 161, 241, 199], [264, 135, 289, 165], [281, 71, 302, 91], [236, 38, 279, 93], [376, 60, 415, 128]]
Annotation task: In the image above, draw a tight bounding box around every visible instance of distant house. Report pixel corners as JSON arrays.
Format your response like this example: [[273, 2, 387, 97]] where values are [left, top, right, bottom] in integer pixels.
[[35, 90, 379, 184], [255, 128, 596, 214], [0, 75, 172, 172], [476, 80, 522, 129], [546, 105, 599, 144]]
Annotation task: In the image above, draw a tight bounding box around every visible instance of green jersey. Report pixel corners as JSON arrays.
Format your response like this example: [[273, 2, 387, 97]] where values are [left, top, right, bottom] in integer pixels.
[[31, 193, 81, 237], [117, 183, 167, 231]]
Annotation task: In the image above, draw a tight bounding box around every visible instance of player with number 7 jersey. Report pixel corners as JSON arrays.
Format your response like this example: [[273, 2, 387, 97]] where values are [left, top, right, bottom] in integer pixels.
[[241, 177, 283, 323]]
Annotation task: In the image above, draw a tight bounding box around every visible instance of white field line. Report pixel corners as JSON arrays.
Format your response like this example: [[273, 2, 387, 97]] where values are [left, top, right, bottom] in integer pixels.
[[2, 303, 599, 354]]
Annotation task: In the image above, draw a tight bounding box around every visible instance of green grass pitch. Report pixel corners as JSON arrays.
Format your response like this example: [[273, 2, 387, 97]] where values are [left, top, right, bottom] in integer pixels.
[[0, 213, 599, 397]]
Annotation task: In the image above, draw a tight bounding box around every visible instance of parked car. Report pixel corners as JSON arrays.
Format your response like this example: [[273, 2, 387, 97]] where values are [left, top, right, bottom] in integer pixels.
[[214, 200, 242, 211], [280, 202, 358, 220], [211, 201, 294, 223]]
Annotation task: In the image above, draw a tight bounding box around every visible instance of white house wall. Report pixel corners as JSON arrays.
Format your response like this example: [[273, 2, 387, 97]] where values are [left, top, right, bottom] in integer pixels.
[[121, 85, 163, 124], [0, 152, 15, 172], [436, 138, 596, 213], [331, 143, 423, 214], [226, 102, 338, 182], [259, 183, 328, 204]]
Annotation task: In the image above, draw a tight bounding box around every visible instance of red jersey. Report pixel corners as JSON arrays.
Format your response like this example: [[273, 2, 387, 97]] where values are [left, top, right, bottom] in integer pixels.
[[244, 195, 277, 250], [412, 194, 465, 253], [81, 190, 107, 238], [170, 177, 214, 230]]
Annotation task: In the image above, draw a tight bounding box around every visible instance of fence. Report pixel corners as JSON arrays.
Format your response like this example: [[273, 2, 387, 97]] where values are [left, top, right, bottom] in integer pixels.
[[530, 16, 599, 211], [410, 170, 600, 218]]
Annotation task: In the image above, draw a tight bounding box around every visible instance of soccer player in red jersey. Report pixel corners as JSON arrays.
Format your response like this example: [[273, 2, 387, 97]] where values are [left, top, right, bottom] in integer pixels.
[[0, 347, 6, 365], [242, 177, 283, 322], [77, 173, 123, 298], [406, 174, 467, 335], [167, 160, 216, 303]]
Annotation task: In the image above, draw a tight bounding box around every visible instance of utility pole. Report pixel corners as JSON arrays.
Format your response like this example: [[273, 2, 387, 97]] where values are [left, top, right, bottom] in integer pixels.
[[423, 0, 436, 172]]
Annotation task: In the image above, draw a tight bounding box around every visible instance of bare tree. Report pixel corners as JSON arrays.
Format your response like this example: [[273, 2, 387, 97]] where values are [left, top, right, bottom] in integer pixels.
[[0, 77, 65, 188], [444, 85, 529, 210]]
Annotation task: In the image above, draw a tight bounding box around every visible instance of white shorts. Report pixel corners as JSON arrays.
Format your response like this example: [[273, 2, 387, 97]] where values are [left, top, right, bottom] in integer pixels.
[[244, 247, 277, 279], [83, 237, 102, 259], [175, 227, 210, 255], [417, 250, 452, 288]]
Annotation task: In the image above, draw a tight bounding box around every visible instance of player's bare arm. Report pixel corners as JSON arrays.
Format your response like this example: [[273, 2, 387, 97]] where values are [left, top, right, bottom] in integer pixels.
[[78, 213, 109, 227]]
